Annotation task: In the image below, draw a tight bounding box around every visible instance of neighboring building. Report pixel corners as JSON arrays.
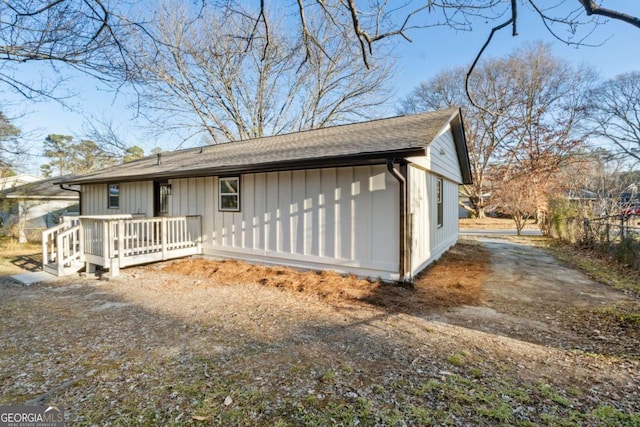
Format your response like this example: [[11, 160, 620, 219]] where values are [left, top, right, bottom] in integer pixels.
[[56, 108, 472, 281], [0, 175, 79, 242], [0, 173, 42, 190]]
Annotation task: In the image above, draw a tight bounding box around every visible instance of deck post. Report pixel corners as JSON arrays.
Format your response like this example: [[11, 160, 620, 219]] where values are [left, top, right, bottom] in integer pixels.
[[56, 235, 64, 276], [86, 262, 96, 274], [78, 222, 85, 262], [117, 219, 125, 268], [110, 257, 120, 277], [161, 217, 168, 260], [42, 235, 48, 267], [195, 216, 202, 253], [103, 222, 109, 261]]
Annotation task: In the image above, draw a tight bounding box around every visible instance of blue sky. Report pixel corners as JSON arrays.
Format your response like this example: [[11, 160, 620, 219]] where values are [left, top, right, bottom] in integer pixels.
[[5, 1, 640, 174]]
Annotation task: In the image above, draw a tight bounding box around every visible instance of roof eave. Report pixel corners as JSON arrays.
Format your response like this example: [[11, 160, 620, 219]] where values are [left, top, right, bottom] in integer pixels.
[[62, 148, 426, 185]]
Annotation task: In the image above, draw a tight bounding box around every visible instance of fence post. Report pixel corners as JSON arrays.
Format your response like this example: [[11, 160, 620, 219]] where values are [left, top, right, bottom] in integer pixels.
[[583, 218, 589, 245]]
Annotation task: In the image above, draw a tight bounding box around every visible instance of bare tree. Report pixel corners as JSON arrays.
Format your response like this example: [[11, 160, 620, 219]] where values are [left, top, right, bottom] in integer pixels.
[[231, 1, 640, 71], [588, 72, 640, 165], [500, 43, 596, 224], [400, 43, 594, 219], [133, 3, 391, 144], [399, 65, 519, 218], [0, 1, 155, 100], [82, 116, 145, 162], [1, 1, 638, 103]]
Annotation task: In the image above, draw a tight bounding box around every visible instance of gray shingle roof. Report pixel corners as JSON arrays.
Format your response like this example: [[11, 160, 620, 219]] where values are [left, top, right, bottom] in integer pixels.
[[0, 175, 79, 199], [63, 108, 470, 185]]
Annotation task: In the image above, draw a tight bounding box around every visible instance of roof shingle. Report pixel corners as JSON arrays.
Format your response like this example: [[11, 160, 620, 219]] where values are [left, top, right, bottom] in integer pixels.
[[64, 108, 465, 185]]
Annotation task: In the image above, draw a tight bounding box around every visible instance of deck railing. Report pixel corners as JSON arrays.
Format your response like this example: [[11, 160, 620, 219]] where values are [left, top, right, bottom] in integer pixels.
[[42, 217, 83, 276], [81, 215, 202, 276], [42, 215, 202, 277]]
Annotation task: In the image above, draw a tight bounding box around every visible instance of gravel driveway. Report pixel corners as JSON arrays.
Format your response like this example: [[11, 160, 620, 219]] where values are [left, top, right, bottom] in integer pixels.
[[437, 237, 638, 357]]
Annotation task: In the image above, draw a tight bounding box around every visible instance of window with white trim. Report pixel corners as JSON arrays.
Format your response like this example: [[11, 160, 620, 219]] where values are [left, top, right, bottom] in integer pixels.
[[108, 183, 120, 209], [436, 178, 443, 228], [219, 177, 240, 211]]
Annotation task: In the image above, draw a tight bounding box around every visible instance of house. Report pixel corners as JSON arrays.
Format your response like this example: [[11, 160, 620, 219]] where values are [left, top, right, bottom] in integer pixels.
[[0, 175, 79, 242], [47, 108, 472, 281], [0, 173, 42, 190]]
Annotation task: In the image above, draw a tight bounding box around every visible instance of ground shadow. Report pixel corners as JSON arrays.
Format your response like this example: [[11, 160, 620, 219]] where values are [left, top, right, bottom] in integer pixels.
[[11, 253, 43, 272]]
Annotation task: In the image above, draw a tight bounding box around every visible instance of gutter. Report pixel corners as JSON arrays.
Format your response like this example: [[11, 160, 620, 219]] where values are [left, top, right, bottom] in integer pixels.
[[60, 184, 82, 215], [386, 158, 408, 282]]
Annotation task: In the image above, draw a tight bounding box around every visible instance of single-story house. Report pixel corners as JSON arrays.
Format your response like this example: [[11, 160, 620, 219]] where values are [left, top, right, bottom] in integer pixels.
[[0, 175, 80, 242], [0, 173, 42, 190], [54, 108, 472, 281]]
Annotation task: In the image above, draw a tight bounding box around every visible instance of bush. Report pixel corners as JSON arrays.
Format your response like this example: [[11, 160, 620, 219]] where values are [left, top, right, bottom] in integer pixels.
[[613, 238, 639, 267], [548, 198, 584, 242]]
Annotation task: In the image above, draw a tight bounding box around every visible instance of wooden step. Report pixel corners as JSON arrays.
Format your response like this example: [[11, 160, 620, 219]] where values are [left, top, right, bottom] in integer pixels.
[[43, 260, 84, 277]]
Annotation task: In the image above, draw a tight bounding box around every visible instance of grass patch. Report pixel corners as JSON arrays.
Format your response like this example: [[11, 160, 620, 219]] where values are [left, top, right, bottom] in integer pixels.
[[0, 236, 41, 275], [533, 238, 640, 296]]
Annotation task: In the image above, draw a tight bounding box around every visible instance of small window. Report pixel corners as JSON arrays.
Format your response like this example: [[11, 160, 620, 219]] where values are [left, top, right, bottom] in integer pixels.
[[159, 183, 170, 214], [219, 177, 240, 212], [108, 183, 120, 209], [436, 178, 443, 228]]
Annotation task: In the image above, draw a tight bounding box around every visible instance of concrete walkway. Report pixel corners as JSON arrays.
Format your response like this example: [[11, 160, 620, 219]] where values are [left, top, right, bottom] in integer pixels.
[[10, 271, 57, 285]]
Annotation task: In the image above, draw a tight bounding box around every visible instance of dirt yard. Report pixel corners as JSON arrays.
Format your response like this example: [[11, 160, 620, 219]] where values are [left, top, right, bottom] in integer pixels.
[[1, 238, 639, 425]]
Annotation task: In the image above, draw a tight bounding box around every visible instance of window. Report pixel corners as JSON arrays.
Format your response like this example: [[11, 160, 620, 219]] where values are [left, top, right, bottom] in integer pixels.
[[159, 183, 170, 214], [219, 177, 240, 211], [108, 183, 120, 209], [436, 178, 443, 228]]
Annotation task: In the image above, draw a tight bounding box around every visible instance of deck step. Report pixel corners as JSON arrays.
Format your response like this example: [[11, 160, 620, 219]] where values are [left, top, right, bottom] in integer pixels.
[[43, 260, 84, 277]]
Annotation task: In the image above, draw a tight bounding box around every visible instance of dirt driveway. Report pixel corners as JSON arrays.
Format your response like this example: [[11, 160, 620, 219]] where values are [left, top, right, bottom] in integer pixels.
[[437, 237, 638, 357]]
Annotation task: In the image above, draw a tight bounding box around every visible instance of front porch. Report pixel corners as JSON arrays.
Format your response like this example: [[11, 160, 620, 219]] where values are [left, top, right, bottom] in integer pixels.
[[42, 215, 202, 277]]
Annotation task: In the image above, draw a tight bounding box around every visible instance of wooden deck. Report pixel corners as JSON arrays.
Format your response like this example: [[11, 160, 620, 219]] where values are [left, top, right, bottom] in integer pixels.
[[42, 215, 202, 277]]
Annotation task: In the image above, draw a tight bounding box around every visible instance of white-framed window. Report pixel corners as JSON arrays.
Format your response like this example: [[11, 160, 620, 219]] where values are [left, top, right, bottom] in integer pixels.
[[219, 177, 240, 212], [108, 183, 120, 209], [436, 178, 443, 228]]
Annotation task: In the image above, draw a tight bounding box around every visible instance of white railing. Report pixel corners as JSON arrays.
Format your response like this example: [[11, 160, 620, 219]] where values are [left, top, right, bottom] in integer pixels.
[[42, 215, 202, 277], [41, 218, 83, 276], [81, 215, 202, 276]]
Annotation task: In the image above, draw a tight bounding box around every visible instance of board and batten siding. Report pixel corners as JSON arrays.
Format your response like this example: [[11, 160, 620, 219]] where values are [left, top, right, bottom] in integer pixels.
[[407, 124, 462, 184], [81, 182, 154, 216], [407, 127, 462, 277], [167, 165, 400, 280]]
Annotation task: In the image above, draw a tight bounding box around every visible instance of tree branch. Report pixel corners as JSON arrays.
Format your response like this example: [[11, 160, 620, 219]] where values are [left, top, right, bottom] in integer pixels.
[[578, 0, 640, 29]]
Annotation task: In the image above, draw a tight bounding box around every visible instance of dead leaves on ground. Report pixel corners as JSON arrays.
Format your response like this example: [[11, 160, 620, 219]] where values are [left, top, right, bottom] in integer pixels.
[[162, 240, 490, 315]]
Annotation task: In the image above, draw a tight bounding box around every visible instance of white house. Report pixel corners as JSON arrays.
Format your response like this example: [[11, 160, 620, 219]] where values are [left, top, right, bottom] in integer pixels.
[[1, 175, 79, 242], [48, 108, 471, 281]]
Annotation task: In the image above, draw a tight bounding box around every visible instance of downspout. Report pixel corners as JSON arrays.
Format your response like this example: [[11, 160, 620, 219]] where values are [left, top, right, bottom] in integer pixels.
[[60, 184, 82, 215], [386, 158, 407, 282]]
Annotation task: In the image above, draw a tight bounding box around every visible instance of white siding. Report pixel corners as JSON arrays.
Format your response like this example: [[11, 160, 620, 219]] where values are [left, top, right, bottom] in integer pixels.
[[409, 165, 460, 277], [407, 125, 463, 184], [167, 165, 400, 280], [81, 182, 153, 216]]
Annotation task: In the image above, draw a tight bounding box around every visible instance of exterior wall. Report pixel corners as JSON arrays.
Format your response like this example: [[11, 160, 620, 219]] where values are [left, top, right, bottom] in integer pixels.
[[168, 165, 400, 280], [407, 124, 463, 183], [82, 181, 154, 216], [407, 125, 464, 277]]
